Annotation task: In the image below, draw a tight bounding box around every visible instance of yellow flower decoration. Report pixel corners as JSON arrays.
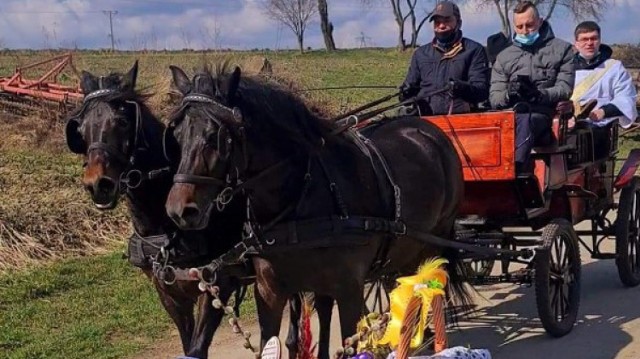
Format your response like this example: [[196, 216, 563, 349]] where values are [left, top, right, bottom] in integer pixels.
[[376, 258, 448, 349]]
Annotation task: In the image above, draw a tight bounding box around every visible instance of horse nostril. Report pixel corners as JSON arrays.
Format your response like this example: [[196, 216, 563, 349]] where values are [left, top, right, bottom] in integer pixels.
[[96, 177, 117, 195], [182, 203, 201, 221]]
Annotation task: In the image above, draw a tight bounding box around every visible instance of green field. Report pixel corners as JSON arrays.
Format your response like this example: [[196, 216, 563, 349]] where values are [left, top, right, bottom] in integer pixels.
[[0, 48, 639, 358]]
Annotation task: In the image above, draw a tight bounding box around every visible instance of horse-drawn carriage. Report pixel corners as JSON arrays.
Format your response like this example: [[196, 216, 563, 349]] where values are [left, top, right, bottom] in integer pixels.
[[420, 106, 640, 337], [65, 61, 640, 358]]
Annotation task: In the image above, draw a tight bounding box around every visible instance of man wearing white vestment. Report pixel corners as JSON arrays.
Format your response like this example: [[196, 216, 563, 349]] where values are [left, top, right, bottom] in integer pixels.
[[572, 21, 638, 129]]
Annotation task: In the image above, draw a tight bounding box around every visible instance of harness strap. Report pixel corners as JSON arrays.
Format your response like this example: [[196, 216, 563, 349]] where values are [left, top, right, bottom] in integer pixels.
[[258, 216, 404, 250], [316, 156, 350, 219]]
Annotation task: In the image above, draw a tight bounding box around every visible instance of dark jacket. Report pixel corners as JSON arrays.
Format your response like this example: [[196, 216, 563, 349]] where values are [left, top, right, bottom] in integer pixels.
[[490, 21, 575, 117], [486, 32, 512, 65], [401, 34, 490, 115], [574, 44, 613, 70]]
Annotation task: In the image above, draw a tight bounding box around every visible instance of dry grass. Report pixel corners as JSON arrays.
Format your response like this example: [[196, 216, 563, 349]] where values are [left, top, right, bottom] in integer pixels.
[[0, 113, 129, 273]]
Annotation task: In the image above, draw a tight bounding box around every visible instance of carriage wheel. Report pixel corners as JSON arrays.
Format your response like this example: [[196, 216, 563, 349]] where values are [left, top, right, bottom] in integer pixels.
[[362, 276, 396, 315], [615, 176, 640, 287], [534, 218, 581, 337]]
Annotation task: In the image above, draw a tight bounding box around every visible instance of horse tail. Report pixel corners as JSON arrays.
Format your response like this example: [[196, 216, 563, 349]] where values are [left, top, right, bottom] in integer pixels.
[[442, 228, 476, 322]]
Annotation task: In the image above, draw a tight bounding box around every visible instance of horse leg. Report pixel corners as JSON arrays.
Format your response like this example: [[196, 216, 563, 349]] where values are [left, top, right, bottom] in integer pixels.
[[285, 295, 302, 359], [335, 285, 364, 350], [255, 285, 287, 350], [151, 278, 196, 355], [315, 295, 334, 359], [184, 285, 234, 359], [254, 258, 287, 351]]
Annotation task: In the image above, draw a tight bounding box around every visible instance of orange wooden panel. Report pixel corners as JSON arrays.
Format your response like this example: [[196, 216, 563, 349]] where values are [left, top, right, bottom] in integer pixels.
[[459, 181, 521, 216], [424, 111, 516, 181]]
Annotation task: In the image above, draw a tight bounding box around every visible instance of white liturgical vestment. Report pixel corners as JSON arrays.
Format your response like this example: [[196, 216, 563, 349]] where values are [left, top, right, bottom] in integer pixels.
[[574, 59, 638, 128]]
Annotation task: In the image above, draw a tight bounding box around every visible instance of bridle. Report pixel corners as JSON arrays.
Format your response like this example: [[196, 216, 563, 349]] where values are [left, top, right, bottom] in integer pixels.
[[169, 93, 293, 212], [73, 88, 169, 191]]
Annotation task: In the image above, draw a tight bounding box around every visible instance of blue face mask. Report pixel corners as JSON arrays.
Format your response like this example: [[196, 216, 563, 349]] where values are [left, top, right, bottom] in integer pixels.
[[514, 31, 540, 46]]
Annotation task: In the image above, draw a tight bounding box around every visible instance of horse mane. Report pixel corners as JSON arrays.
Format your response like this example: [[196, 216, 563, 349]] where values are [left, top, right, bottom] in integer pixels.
[[173, 61, 339, 155]]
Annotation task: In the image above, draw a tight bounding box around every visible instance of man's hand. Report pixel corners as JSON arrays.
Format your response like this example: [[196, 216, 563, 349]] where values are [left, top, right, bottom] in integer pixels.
[[589, 108, 606, 122], [508, 78, 542, 105], [448, 79, 469, 97], [507, 81, 522, 104], [398, 84, 418, 102]]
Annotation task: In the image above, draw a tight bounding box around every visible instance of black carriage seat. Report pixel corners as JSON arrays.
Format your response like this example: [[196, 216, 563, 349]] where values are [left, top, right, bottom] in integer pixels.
[[531, 101, 577, 155]]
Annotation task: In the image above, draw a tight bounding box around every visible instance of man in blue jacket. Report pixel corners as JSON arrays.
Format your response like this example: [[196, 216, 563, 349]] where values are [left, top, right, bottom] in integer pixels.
[[399, 1, 490, 115]]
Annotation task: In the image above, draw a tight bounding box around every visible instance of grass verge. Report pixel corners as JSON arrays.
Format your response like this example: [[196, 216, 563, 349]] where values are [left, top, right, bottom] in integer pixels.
[[0, 251, 256, 359]]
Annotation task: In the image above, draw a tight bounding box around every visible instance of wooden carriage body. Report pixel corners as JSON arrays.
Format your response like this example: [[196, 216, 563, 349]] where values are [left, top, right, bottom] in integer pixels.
[[424, 110, 624, 229]]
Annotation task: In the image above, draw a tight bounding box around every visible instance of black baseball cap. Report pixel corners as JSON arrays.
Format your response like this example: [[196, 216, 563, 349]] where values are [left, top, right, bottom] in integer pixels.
[[429, 1, 461, 21]]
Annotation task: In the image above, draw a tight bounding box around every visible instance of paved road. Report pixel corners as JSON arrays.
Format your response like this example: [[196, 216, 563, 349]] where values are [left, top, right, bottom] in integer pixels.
[[134, 220, 640, 359]]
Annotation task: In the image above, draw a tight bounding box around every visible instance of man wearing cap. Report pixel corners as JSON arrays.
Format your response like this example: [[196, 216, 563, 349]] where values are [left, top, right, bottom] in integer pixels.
[[399, 0, 490, 115], [489, 1, 574, 173]]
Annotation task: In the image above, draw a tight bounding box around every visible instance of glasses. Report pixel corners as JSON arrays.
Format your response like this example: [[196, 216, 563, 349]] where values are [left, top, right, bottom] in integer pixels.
[[577, 36, 600, 44]]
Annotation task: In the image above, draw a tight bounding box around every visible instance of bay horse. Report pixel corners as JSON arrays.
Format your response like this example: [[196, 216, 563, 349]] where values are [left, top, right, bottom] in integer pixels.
[[163, 63, 473, 358], [64, 61, 247, 359], [160, 64, 332, 359]]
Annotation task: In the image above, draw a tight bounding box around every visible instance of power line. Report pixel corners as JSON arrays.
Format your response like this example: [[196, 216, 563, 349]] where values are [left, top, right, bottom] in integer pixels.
[[103, 10, 118, 51], [1, 10, 104, 14]]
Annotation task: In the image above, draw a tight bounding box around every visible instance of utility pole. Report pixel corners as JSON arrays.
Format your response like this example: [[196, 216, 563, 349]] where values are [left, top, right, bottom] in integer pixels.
[[103, 10, 118, 51], [355, 32, 371, 48]]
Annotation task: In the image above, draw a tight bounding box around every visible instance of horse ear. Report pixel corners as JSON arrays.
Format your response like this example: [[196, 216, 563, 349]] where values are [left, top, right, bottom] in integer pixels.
[[80, 71, 99, 94], [122, 60, 139, 91], [226, 66, 241, 105], [170, 65, 191, 95]]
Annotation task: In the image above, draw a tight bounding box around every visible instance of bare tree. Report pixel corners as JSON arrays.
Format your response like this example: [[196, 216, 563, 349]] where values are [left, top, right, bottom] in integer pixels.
[[362, 0, 431, 50], [405, 0, 431, 48], [200, 22, 222, 50], [318, 0, 336, 51], [475, 0, 609, 37], [262, 0, 318, 53]]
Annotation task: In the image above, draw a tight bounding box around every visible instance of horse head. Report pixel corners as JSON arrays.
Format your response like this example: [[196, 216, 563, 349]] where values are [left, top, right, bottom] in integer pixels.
[[65, 61, 161, 209], [164, 63, 245, 230]]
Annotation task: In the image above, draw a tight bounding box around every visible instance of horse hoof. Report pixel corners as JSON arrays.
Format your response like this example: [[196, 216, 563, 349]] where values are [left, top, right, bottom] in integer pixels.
[[176, 357, 200, 359]]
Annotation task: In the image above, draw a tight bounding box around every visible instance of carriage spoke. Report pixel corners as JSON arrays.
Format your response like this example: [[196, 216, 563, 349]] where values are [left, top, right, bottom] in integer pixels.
[[376, 282, 384, 313], [561, 243, 570, 268], [558, 284, 564, 320], [550, 280, 560, 311], [553, 237, 562, 269]]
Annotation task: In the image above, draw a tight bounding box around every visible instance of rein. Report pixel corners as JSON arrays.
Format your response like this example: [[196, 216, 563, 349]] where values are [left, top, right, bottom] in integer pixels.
[[295, 85, 397, 93], [333, 86, 452, 134]]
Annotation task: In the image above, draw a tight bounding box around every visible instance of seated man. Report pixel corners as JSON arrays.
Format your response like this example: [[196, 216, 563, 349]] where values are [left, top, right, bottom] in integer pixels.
[[489, 1, 574, 173], [399, 1, 489, 115], [571, 21, 638, 132]]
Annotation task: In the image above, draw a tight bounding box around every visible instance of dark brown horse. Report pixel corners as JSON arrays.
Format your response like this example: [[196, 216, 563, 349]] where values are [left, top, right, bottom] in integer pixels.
[[64, 62, 247, 359], [164, 63, 473, 358]]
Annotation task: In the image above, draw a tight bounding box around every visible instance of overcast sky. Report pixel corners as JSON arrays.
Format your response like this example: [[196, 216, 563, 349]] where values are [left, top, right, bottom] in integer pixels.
[[0, 0, 638, 50]]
